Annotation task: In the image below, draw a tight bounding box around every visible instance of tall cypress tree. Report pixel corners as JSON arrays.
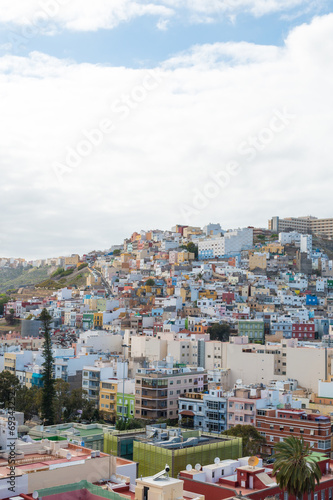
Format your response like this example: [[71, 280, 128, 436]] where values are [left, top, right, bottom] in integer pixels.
[[40, 308, 55, 425]]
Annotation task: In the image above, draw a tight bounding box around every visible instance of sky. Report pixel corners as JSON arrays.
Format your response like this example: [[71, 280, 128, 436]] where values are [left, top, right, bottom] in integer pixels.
[[0, 0, 333, 259]]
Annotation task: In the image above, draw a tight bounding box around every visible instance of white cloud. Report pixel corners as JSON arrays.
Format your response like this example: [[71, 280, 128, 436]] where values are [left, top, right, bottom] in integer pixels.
[[1, 14, 333, 258], [0, 0, 324, 33], [156, 18, 170, 30]]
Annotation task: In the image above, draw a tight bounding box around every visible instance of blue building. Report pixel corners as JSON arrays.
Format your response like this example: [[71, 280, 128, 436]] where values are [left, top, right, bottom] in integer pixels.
[[306, 295, 319, 306], [178, 389, 227, 434]]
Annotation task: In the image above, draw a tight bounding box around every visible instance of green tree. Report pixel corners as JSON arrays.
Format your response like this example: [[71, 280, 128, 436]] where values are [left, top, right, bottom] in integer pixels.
[[5, 308, 16, 326], [186, 242, 198, 259], [115, 418, 144, 431], [223, 424, 266, 456], [0, 294, 10, 316], [145, 278, 155, 286], [40, 308, 55, 425], [64, 388, 88, 421], [272, 436, 322, 500], [0, 371, 20, 408], [81, 398, 99, 422], [207, 323, 231, 342], [54, 379, 71, 423], [16, 386, 42, 421], [113, 249, 121, 256]]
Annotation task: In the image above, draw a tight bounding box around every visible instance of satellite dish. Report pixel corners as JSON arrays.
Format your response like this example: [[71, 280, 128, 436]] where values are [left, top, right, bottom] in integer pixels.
[[32, 492, 38, 499], [66, 453, 72, 461], [186, 464, 193, 471], [214, 457, 220, 464], [236, 379, 243, 385], [195, 464, 201, 471], [248, 456, 259, 468]]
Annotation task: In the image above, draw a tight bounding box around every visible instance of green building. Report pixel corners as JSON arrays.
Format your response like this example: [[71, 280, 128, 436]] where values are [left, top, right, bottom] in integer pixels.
[[29, 422, 116, 452], [116, 393, 135, 420], [104, 428, 146, 460], [238, 320, 265, 344], [83, 313, 94, 330], [133, 431, 242, 478]]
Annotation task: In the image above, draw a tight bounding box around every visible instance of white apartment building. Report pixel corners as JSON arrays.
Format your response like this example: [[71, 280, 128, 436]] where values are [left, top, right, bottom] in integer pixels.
[[198, 228, 253, 260], [279, 232, 301, 246], [300, 234, 313, 255]]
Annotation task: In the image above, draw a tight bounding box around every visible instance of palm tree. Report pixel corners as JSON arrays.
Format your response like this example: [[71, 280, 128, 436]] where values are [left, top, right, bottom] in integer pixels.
[[272, 436, 322, 500]]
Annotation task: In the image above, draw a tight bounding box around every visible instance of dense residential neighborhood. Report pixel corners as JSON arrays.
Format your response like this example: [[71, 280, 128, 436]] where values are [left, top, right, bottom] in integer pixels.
[[2, 218, 333, 500]]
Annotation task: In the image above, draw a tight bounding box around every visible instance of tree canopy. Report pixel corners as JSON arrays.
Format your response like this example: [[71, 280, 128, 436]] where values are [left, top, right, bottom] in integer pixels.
[[223, 424, 266, 456], [40, 308, 55, 425], [0, 371, 20, 408], [0, 294, 10, 315], [207, 322, 231, 342], [272, 436, 322, 500]]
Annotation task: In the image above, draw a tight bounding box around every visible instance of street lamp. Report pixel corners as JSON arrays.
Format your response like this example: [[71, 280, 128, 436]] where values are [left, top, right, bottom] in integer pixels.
[[121, 344, 129, 422]]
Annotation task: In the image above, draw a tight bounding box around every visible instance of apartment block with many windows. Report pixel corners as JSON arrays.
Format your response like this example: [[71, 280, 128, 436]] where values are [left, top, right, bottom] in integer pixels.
[[135, 368, 208, 420], [256, 408, 331, 456]]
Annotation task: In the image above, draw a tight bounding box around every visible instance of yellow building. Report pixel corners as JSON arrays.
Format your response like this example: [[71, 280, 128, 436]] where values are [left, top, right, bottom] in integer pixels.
[[65, 254, 80, 267], [177, 251, 195, 263], [86, 274, 102, 287], [183, 226, 202, 238], [4, 353, 16, 373], [180, 286, 191, 302], [25, 370, 33, 388], [94, 312, 103, 328], [262, 242, 284, 254], [99, 379, 118, 421], [198, 290, 217, 300], [84, 298, 107, 311], [249, 253, 267, 270], [121, 253, 132, 263]]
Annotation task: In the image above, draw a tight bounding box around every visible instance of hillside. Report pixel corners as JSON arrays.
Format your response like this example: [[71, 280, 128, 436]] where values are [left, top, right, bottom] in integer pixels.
[[34, 265, 90, 290], [312, 235, 333, 260], [0, 266, 53, 294]]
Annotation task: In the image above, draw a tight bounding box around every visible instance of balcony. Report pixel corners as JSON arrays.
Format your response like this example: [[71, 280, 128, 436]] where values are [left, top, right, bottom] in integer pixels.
[[141, 390, 168, 399], [141, 401, 168, 410], [142, 382, 168, 389]]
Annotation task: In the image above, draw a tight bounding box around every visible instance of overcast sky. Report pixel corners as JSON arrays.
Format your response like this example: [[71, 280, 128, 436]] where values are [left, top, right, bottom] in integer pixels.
[[0, 0, 332, 259]]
